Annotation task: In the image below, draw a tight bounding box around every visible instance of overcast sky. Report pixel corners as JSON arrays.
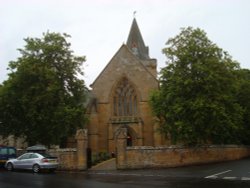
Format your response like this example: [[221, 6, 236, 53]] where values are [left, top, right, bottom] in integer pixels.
[[1, 0, 250, 87]]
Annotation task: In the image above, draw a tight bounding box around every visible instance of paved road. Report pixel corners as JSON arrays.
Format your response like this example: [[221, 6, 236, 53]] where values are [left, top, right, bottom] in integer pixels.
[[1, 158, 250, 188]]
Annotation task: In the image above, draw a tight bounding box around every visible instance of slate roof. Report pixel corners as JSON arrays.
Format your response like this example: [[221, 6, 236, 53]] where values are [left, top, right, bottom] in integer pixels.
[[126, 18, 150, 60]]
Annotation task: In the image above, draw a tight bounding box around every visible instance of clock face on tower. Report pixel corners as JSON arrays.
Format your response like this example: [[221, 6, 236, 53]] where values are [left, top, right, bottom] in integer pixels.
[[131, 42, 139, 55]]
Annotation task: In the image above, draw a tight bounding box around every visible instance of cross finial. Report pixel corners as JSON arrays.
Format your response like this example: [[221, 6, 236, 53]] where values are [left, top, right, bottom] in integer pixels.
[[133, 11, 137, 18]]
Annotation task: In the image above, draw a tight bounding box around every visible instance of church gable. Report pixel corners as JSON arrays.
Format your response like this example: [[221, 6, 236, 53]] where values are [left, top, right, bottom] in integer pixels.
[[90, 44, 158, 102]]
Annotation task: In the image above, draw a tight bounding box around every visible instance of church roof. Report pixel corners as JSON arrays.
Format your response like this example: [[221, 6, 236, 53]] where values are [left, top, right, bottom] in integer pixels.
[[90, 18, 157, 88], [90, 44, 157, 88], [126, 18, 150, 60]]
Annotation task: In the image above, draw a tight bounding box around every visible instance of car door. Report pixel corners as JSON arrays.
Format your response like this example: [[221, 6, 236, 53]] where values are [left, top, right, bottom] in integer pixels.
[[14, 153, 31, 169], [8, 148, 16, 159], [25, 153, 40, 169], [0, 148, 8, 165]]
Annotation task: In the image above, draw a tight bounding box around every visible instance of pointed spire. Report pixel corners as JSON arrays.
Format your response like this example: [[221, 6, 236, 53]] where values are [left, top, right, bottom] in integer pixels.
[[126, 18, 149, 60]]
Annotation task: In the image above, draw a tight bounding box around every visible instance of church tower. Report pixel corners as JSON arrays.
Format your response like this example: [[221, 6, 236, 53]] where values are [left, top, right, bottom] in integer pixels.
[[87, 18, 158, 154], [126, 18, 149, 60], [126, 18, 157, 77]]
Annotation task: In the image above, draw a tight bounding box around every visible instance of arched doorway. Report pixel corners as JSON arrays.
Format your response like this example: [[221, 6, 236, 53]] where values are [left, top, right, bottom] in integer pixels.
[[127, 132, 132, 146], [124, 125, 137, 147]]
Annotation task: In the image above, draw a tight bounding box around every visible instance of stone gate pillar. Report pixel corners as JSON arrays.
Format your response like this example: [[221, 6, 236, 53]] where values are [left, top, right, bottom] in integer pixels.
[[75, 129, 88, 170], [115, 128, 127, 169]]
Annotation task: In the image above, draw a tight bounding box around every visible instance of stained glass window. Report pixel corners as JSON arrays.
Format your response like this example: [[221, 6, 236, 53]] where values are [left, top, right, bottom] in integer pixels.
[[113, 78, 137, 116]]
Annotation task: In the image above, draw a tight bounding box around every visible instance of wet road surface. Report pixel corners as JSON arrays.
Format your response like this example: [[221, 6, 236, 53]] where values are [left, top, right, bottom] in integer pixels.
[[1, 158, 250, 188]]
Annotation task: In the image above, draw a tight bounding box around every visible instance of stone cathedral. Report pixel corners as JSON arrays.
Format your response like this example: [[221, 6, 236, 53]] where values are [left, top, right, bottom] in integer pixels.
[[87, 18, 164, 154]]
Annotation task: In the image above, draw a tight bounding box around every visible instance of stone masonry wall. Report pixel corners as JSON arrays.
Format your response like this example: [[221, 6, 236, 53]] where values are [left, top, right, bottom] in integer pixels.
[[122, 145, 250, 169], [116, 128, 250, 169], [49, 129, 88, 171], [48, 149, 77, 170]]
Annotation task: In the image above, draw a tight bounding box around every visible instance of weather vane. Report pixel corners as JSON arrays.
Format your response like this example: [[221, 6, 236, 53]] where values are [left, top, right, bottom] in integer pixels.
[[133, 11, 137, 18]]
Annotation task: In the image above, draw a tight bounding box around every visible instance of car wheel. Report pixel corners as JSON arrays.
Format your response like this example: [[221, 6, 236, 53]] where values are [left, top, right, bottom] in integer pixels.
[[32, 164, 40, 173], [6, 163, 13, 171]]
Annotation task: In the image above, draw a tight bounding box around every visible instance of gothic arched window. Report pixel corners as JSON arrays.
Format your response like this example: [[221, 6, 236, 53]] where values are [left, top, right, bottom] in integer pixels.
[[113, 78, 137, 117]]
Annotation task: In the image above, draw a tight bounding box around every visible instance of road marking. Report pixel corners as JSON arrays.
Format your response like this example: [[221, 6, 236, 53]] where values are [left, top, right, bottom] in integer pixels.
[[242, 177, 250, 181], [223, 177, 237, 180], [206, 176, 218, 179], [205, 170, 232, 179]]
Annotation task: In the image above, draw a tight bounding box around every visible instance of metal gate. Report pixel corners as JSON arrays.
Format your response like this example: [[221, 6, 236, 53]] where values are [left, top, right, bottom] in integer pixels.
[[86, 147, 92, 168]]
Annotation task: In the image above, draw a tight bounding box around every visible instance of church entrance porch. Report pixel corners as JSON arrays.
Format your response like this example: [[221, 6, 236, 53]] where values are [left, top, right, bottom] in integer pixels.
[[108, 117, 143, 153]]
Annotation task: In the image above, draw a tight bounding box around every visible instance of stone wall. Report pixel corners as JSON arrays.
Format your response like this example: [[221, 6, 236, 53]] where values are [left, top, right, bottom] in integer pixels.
[[116, 128, 250, 169], [48, 148, 77, 170], [48, 129, 88, 171], [1, 129, 88, 171], [0, 135, 27, 149]]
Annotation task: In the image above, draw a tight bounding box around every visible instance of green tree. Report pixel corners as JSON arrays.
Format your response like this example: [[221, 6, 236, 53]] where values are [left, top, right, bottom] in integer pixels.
[[150, 27, 243, 145], [235, 69, 250, 144], [0, 32, 88, 146]]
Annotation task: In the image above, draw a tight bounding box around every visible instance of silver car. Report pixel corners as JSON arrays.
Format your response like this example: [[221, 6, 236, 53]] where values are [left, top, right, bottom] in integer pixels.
[[5, 152, 58, 173]]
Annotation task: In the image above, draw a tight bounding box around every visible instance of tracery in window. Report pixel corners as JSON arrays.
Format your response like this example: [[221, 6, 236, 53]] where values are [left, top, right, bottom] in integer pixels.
[[113, 78, 137, 116]]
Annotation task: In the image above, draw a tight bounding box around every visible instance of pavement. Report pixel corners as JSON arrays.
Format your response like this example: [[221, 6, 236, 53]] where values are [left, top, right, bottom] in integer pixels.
[[90, 158, 116, 171], [88, 157, 250, 181]]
